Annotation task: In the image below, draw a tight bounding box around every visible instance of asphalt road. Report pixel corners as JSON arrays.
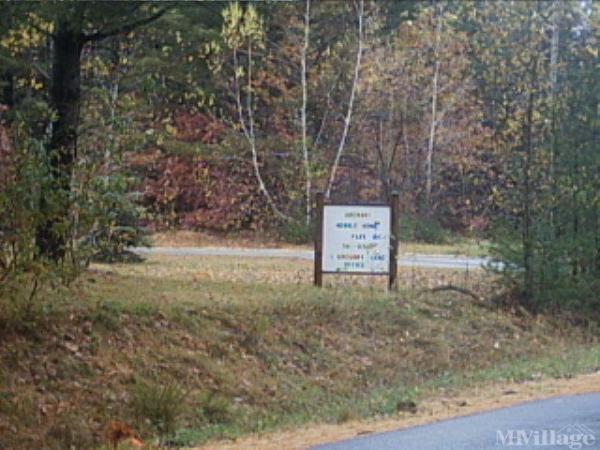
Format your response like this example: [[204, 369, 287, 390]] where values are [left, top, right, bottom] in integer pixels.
[[132, 246, 492, 270], [312, 393, 600, 450]]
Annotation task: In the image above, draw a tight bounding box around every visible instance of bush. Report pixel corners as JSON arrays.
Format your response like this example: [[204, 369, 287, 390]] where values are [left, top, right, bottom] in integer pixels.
[[398, 215, 450, 244], [130, 379, 187, 441], [0, 119, 82, 329], [196, 392, 234, 424], [490, 219, 600, 314], [82, 173, 149, 263], [277, 219, 314, 245]]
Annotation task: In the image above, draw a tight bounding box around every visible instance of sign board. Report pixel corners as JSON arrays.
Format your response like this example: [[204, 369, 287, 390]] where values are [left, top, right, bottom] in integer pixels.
[[314, 192, 399, 289], [322, 205, 390, 273]]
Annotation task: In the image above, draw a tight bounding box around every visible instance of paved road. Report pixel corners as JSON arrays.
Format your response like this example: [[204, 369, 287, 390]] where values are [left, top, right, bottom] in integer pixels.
[[312, 394, 600, 450], [132, 246, 493, 270]]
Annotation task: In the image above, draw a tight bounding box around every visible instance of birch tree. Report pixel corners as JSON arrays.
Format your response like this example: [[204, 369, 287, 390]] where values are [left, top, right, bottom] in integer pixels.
[[300, 0, 311, 224], [324, 0, 364, 199], [425, 2, 443, 212], [223, 3, 290, 221]]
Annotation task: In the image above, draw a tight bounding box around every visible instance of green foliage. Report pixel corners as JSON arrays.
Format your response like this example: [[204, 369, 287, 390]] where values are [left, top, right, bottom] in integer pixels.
[[131, 379, 187, 440], [0, 122, 46, 275], [2, 0, 597, 314], [398, 216, 450, 244], [0, 118, 84, 328], [83, 173, 149, 263], [277, 219, 314, 245], [196, 391, 235, 425], [483, 2, 600, 312]]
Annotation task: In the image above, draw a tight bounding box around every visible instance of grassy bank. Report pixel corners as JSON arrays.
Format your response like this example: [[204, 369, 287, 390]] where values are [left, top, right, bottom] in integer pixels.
[[0, 255, 597, 449]]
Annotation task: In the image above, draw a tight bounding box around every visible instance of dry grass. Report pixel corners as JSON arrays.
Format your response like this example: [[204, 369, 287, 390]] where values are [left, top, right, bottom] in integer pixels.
[[148, 230, 489, 257], [150, 230, 299, 249], [0, 254, 597, 449], [200, 370, 600, 450]]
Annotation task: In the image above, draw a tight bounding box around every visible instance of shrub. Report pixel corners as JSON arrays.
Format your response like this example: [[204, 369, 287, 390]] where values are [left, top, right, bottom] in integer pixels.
[[130, 379, 187, 441], [398, 215, 450, 244], [82, 173, 149, 263], [278, 219, 314, 245], [196, 391, 234, 424]]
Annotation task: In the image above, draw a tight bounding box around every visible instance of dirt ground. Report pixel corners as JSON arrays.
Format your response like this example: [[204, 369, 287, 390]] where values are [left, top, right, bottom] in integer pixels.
[[192, 370, 600, 450]]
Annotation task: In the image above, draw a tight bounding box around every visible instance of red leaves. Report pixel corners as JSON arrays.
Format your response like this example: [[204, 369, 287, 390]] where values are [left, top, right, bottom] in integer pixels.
[[0, 124, 15, 192], [138, 152, 278, 231], [104, 420, 143, 449], [173, 111, 224, 144]]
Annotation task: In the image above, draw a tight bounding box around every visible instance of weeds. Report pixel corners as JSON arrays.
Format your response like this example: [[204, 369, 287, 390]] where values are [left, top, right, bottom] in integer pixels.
[[130, 379, 187, 442], [0, 255, 598, 449], [196, 391, 235, 425]]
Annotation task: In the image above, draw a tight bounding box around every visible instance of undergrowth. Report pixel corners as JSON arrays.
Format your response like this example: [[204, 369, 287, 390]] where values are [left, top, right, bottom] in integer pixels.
[[0, 255, 598, 449]]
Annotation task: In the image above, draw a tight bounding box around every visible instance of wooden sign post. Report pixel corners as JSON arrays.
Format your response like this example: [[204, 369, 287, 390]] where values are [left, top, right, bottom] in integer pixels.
[[314, 191, 399, 289], [314, 191, 324, 288], [389, 191, 399, 290]]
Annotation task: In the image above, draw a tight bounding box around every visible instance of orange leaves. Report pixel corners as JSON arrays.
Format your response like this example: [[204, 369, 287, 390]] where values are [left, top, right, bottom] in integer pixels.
[[104, 420, 136, 449], [137, 151, 285, 231], [104, 420, 144, 448], [0, 124, 14, 192], [173, 112, 224, 144]]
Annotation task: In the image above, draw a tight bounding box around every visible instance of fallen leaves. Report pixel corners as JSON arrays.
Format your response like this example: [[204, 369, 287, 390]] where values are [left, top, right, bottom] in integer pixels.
[[104, 420, 141, 449]]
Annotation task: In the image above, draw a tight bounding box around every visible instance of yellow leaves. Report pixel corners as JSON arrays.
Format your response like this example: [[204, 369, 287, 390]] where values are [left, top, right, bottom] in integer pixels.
[[234, 65, 245, 79], [222, 1, 243, 32], [30, 79, 43, 91], [1, 13, 52, 54], [221, 2, 264, 50], [15, 76, 43, 90], [240, 5, 263, 42], [165, 124, 177, 136]]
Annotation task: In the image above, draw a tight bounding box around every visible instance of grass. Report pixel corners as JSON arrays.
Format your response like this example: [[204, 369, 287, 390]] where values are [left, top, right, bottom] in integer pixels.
[[149, 230, 490, 257], [0, 255, 597, 449], [399, 239, 489, 257]]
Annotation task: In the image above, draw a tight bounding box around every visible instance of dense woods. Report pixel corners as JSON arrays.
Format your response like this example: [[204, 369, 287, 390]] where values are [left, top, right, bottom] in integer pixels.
[[1, 2, 600, 449], [0, 0, 598, 308]]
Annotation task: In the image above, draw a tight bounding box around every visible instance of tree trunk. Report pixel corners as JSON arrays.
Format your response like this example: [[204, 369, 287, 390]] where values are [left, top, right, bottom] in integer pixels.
[[325, 0, 363, 199], [1, 71, 14, 108], [232, 45, 289, 222], [522, 87, 534, 300], [301, 0, 311, 225], [36, 22, 83, 260], [1, 4, 14, 109], [425, 4, 442, 214], [549, 0, 561, 230], [522, 50, 538, 302]]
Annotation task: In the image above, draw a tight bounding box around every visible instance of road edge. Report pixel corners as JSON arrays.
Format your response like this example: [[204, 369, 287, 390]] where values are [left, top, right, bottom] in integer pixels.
[[190, 370, 600, 450]]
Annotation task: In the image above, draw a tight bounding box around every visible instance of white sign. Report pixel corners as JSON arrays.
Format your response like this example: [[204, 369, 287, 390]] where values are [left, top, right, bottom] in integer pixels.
[[322, 205, 390, 273]]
